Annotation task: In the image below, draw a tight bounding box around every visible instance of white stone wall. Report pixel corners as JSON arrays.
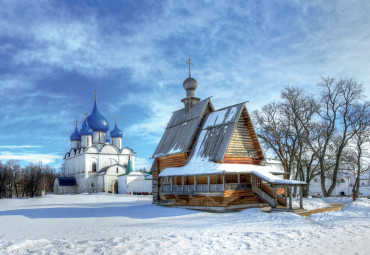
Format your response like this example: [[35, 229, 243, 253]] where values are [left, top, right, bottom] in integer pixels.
[[118, 173, 152, 194]]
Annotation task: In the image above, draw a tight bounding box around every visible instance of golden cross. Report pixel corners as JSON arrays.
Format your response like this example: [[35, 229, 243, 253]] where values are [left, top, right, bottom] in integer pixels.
[[75, 119, 78, 127], [115, 115, 118, 124], [84, 113, 88, 120], [186, 57, 193, 77], [94, 90, 98, 101]]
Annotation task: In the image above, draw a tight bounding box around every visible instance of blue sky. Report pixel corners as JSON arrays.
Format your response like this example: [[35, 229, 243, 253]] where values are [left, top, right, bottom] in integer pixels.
[[1, 0, 370, 171]]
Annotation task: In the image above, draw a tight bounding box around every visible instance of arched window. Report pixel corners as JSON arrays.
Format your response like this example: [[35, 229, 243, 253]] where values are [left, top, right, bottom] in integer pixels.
[[116, 167, 118, 174], [91, 183, 94, 187], [92, 163, 97, 172]]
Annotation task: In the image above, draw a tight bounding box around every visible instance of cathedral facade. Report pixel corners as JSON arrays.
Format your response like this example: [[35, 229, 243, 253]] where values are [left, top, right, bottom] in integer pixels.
[[54, 95, 135, 194]]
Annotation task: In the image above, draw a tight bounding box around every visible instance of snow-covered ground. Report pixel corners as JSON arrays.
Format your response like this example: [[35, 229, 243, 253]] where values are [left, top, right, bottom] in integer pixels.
[[0, 194, 369, 255]]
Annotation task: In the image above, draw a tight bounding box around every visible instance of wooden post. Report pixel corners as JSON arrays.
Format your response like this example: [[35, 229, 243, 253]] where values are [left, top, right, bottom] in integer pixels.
[[237, 174, 240, 183], [273, 185, 277, 208], [170, 177, 173, 192], [208, 175, 210, 192], [285, 187, 288, 208], [194, 175, 196, 191], [299, 186, 303, 209], [222, 173, 226, 191], [289, 187, 293, 210], [182, 176, 184, 193]]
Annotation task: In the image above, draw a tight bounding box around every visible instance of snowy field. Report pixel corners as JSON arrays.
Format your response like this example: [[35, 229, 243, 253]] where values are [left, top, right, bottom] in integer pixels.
[[0, 194, 369, 255]]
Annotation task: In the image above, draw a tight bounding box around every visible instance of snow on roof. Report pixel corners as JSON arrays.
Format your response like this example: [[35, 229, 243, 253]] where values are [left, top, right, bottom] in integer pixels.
[[186, 103, 244, 162], [158, 158, 305, 185], [152, 98, 212, 158]]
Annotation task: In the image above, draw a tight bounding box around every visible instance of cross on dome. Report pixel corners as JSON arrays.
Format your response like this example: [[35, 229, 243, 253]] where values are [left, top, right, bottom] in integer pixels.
[[94, 90, 98, 101], [186, 57, 193, 78]]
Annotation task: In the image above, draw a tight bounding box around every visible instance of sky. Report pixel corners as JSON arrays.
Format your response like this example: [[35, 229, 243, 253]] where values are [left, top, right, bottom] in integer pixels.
[[0, 0, 370, 171]]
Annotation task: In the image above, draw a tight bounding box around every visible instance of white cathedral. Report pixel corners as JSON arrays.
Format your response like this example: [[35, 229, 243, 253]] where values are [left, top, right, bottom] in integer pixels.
[[54, 94, 135, 194]]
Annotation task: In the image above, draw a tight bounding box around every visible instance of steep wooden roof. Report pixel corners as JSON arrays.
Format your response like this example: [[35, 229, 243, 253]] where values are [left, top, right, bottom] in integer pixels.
[[187, 103, 245, 162], [152, 98, 214, 158]]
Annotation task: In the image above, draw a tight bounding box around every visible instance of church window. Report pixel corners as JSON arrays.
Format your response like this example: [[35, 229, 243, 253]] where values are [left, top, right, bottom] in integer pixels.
[[116, 167, 118, 173], [92, 163, 97, 172], [91, 183, 94, 187]]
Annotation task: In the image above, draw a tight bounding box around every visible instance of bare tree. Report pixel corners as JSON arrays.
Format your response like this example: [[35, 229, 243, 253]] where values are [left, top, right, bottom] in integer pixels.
[[347, 102, 370, 199], [24, 162, 43, 197], [254, 101, 300, 177], [302, 77, 365, 196]]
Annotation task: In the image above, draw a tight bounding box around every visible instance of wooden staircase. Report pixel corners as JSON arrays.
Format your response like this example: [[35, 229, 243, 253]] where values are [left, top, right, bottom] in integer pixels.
[[252, 181, 287, 208]]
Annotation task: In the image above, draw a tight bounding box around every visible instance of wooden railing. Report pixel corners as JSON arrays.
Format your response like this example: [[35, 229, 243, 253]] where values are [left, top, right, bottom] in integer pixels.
[[161, 183, 250, 194]]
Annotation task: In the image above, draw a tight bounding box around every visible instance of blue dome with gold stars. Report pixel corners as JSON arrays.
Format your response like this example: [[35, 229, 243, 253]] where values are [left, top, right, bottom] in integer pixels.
[[70, 126, 81, 141], [87, 101, 109, 132], [79, 119, 93, 136], [110, 123, 123, 138]]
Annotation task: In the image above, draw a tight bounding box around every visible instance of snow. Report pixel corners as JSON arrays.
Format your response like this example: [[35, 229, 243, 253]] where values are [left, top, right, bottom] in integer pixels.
[[1, 194, 369, 254], [202, 106, 237, 129], [159, 158, 304, 185]]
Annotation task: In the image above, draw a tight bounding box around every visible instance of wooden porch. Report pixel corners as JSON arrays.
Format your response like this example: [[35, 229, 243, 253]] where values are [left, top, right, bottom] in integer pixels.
[[159, 173, 305, 210]]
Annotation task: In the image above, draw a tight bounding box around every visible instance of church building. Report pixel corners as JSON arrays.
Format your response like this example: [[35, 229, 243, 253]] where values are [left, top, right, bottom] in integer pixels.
[[151, 59, 305, 211], [54, 92, 135, 194]]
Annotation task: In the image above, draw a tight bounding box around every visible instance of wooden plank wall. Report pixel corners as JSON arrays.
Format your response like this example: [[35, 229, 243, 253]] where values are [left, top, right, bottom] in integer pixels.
[[161, 192, 262, 207], [157, 153, 187, 172], [223, 109, 263, 165]]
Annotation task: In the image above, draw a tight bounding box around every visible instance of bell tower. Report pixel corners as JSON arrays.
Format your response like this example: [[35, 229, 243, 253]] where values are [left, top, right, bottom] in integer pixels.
[[181, 57, 200, 113]]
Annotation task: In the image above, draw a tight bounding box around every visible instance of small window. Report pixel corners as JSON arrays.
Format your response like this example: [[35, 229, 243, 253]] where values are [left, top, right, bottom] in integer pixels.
[[116, 167, 118, 174], [91, 183, 94, 187], [92, 163, 97, 172]]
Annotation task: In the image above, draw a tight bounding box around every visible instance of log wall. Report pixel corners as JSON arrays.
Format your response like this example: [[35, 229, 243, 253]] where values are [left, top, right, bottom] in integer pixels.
[[223, 109, 263, 165], [161, 190, 262, 207], [157, 153, 187, 172]]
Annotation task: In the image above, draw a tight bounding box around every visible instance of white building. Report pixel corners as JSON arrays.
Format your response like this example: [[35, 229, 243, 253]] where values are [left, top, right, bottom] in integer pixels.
[[265, 159, 370, 196], [54, 95, 135, 194], [118, 172, 152, 195]]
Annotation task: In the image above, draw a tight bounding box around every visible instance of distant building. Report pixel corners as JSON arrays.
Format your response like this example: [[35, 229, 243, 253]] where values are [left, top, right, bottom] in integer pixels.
[[54, 93, 135, 194], [151, 59, 305, 211], [118, 172, 153, 195]]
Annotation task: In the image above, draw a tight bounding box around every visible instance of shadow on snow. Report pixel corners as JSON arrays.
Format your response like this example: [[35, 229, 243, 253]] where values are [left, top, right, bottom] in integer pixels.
[[0, 202, 199, 219]]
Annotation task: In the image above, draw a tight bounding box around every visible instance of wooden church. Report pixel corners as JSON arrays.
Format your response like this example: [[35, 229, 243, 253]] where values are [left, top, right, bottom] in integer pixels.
[[151, 59, 305, 211]]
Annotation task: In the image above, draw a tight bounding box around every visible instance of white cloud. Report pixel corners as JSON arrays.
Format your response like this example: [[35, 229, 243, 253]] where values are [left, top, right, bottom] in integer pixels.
[[0, 145, 42, 149], [0, 151, 61, 165], [134, 156, 153, 171]]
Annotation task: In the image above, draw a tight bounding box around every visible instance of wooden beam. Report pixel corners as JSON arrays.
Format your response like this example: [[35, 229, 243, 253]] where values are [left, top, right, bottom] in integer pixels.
[[182, 176, 184, 192], [208, 175, 210, 192], [289, 187, 293, 210], [299, 186, 303, 209]]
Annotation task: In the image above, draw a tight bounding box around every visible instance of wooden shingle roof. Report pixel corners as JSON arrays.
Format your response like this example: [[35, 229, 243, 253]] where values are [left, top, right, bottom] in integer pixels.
[[187, 103, 245, 162], [152, 98, 213, 158]]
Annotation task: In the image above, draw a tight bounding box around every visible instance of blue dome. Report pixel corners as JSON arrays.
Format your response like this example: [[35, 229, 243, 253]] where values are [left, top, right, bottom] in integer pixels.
[[79, 119, 93, 136], [70, 126, 81, 141], [106, 134, 112, 143], [87, 101, 109, 132], [110, 123, 123, 138]]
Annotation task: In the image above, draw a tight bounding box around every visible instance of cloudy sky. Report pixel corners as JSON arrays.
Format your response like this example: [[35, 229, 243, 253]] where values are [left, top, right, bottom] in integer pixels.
[[0, 0, 369, 170]]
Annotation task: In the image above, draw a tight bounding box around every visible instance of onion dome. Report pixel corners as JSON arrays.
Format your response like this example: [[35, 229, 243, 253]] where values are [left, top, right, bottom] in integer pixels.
[[183, 77, 198, 91], [110, 123, 123, 138], [79, 118, 93, 136], [87, 101, 109, 132], [70, 126, 81, 141], [106, 134, 112, 143]]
